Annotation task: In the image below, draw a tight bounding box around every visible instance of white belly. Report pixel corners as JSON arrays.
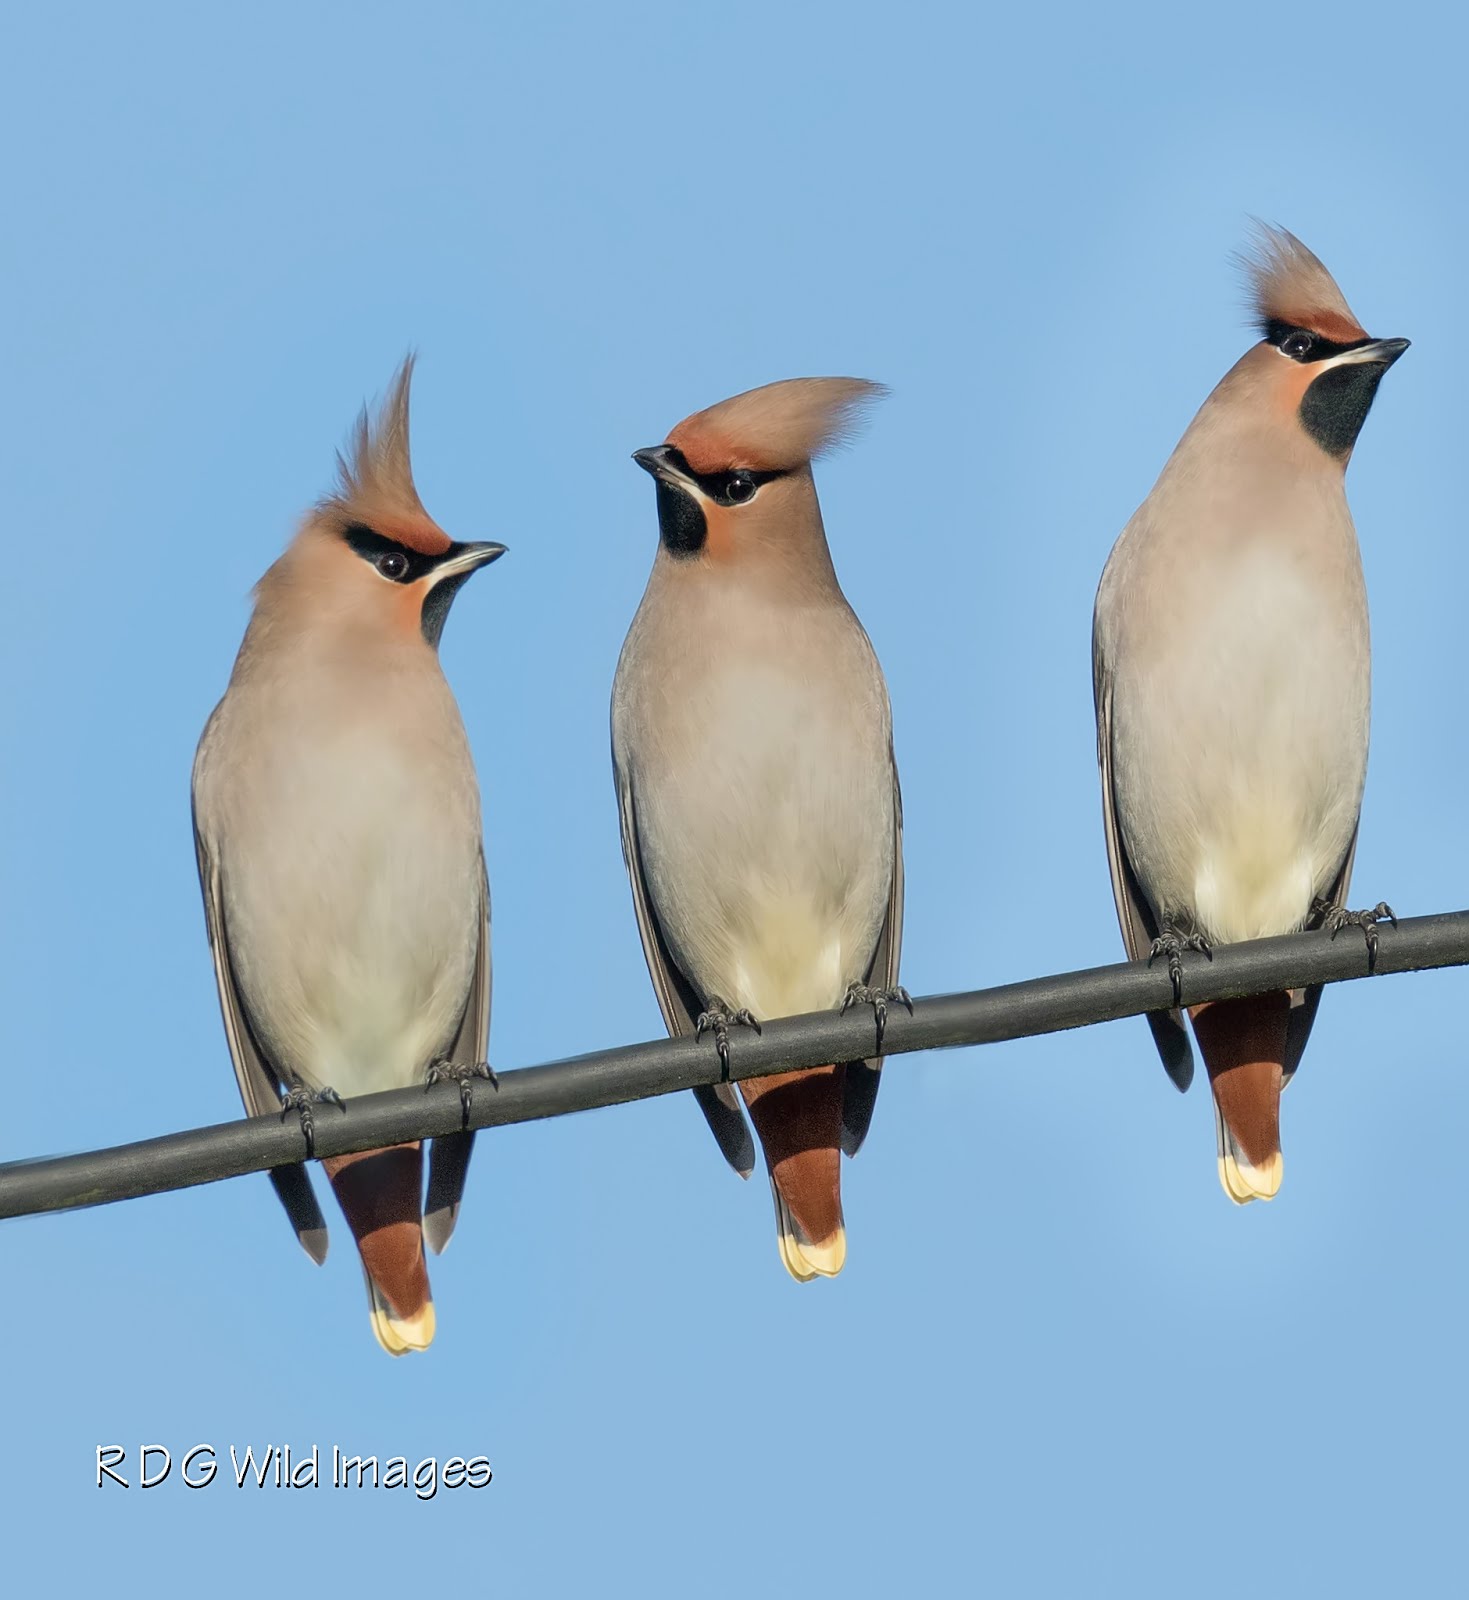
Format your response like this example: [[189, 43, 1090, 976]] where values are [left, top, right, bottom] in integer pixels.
[[209, 715, 482, 1095], [1110, 542, 1368, 944], [618, 607, 894, 1022]]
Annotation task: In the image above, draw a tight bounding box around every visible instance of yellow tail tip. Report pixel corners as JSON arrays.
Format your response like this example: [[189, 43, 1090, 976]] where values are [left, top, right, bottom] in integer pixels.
[[770, 1180, 846, 1281], [778, 1224, 847, 1282], [369, 1298, 437, 1357], [1218, 1149, 1284, 1206]]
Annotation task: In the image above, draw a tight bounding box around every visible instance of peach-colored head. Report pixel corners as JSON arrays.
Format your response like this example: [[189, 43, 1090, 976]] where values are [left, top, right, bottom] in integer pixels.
[[666, 377, 887, 475], [1208, 225, 1409, 462], [316, 353, 451, 557], [246, 357, 504, 654], [634, 377, 885, 578], [1241, 222, 1368, 346]]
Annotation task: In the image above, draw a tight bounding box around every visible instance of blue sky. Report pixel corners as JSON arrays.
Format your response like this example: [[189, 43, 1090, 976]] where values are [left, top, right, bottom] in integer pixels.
[[2, 1, 1464, 1593]]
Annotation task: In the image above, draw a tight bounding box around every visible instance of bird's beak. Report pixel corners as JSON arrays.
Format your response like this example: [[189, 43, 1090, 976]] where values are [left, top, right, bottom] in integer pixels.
[[1335, 336, 1411, 369], [632, 445, 689, 486], [434, 541, 508, 581]]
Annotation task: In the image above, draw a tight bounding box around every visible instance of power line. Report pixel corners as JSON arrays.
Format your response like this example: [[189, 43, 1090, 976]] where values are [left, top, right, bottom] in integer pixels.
[[2, 910, 1465, 1222]]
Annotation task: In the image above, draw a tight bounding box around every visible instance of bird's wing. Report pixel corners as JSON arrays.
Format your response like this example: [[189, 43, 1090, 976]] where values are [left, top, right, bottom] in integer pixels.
[[1282, 827, 1359, 1085], [614, 757, 755, 1178], [841, 758, 905, 1156], [192, 813, 330, 1263], [1093, 645, 1195, 1092], [424, 847, 493, 1255]]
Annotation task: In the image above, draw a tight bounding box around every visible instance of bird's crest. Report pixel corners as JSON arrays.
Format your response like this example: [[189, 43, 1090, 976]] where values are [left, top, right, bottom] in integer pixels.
[[319, 355, 450, 556], [667, 377, 887, 475], [1241, 223, 1367, 345]]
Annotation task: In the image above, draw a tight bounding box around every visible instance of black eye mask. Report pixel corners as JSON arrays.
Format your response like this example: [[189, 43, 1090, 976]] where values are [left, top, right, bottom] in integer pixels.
[[662, 448, 787, 506], [342, 523, 439, 584], [1262, 319, 1370, 364]]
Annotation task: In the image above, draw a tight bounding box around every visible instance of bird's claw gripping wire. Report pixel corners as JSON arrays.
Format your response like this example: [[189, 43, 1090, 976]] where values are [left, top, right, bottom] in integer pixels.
[[425, 1059, 499, 1128], [279, 1082, 345, 1157], [842, 981, 914, 1053], [1148, 927, 1212, 1006], [1315, 898, 1397, 975], [696, 997, 761, 1080]]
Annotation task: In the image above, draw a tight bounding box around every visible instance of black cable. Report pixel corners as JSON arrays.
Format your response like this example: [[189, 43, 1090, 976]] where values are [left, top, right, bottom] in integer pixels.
[[2, 911, 1464, 1221]]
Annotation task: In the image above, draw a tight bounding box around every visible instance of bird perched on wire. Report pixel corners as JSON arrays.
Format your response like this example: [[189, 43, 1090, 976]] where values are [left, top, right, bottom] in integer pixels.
[[192, 357, 504, 1352], [612, 377, 905, 1280], [1093, 225, 1407, 1203]]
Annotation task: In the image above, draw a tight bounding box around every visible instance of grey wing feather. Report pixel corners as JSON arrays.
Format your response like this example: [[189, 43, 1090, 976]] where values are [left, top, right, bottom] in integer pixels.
[[193, 818, 329, 1264], [424, 848, 493, 1255], [614, 759, 756, 1179], [1094, 652, 1195, 1092], [841, 761, 904, 1157], [1284, 828, 1358, 1085]]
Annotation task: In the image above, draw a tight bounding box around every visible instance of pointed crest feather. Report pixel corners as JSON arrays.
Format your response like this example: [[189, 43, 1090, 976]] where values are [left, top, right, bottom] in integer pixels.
[[318, 354, 449, 554], [667, 377, 887, 475], [1239, 222, 1367, 344]]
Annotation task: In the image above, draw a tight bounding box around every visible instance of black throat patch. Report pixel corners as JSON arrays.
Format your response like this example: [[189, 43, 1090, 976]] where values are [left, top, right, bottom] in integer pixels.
[[1299, 362, 1391, 459], [649, 449, 787, 558], [654, 479, 708, 558], [341, 522, 477, 645]]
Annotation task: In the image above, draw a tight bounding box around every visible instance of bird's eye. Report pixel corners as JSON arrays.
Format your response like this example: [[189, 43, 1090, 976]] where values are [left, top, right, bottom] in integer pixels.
[[725, 472, 757, 504], [376, 551, 410, 581], [1281, 330, 1315, 359]]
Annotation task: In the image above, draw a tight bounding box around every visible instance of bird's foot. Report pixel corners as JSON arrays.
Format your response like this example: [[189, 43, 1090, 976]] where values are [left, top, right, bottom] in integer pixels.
[[425, 1059, 498, 1127], [695, 997, 761, 1079], [1315, 898, 1397, 974], [1147, 926, 1212, 1005], [279, 1082, 345, 1157], [842, 981, 914, 1052]]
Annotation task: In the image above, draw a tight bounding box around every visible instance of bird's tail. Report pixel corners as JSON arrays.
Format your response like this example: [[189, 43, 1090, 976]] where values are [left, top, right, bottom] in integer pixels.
[[321, 1142, 436, 1355], [739, 1064, 847, 1281], [1188, 992, 1289, 1205]]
